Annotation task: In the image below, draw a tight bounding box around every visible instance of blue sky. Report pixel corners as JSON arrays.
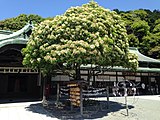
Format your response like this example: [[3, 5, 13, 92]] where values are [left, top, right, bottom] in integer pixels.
[[0, 0, 160, 20]]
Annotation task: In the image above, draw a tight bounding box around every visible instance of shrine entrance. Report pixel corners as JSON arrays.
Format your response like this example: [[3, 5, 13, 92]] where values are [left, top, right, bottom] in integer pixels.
[[0, 44, 41, 100], [7, 75, 28, 98], [0, 73, 41, 99]]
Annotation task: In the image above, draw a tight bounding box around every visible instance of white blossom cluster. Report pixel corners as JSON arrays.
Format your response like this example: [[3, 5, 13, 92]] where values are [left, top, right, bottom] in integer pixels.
[[22, 1, 138, 74]]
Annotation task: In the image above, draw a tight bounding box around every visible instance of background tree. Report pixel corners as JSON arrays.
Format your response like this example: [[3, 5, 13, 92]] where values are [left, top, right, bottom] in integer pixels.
[[132, 10, 148, 21], [153, 24, 160, 33], [140, 33, 160, 59], [148, 46, 160, 59], [116, 9, 160, 59], [131, 20, 150, 41], [22, 1, 138, 80], [0, 14, 44, 31], [128, 34, 139, 47], [154, 18, 160, 26]]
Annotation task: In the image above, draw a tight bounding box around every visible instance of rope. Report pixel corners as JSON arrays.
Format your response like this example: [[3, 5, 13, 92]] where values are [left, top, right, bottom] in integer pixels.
[[111, 80, 140, 105]]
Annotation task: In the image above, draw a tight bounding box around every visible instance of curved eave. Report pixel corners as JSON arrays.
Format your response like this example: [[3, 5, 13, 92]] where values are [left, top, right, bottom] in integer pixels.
[[0, 38, 27, 48], [0, 30, 13, 35], [129, 47, 160, 64], [0, 23, 32, 41]]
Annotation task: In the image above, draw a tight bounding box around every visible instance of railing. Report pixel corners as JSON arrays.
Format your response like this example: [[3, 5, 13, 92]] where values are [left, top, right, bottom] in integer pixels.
[[0, 67, 38, 73]]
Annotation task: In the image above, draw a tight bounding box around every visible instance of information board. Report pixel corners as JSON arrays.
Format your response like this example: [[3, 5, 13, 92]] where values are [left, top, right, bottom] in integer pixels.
[[68, 83, 81, 107]]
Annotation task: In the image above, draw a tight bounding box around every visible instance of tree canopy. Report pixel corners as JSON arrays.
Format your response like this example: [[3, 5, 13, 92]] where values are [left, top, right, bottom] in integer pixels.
[[22, 1, 138, 78]]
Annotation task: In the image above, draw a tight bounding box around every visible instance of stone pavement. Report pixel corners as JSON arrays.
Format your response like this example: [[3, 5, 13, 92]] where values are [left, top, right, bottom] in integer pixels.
[[133, 95, 160, 101], [95, 94, 160, 101], [95, 95, 160, 120], [0, 101, 58, 120], [0, 95, 160, 120]]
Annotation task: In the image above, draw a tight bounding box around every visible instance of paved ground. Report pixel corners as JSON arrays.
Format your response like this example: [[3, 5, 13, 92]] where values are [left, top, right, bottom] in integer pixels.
[[96, 95, 160, 120], [0, 101, 58, 120], [0, 95, 160, 120]]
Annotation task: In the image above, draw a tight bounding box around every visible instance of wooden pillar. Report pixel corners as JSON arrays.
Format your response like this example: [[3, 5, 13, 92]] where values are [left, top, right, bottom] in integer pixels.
[[116, 72, 118, 84], [93, 71, 96, 87], [148, 73, 151, 94]]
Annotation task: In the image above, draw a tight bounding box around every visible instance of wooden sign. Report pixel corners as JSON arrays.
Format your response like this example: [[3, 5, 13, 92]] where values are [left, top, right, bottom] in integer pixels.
[[69, 83, 81, 107]]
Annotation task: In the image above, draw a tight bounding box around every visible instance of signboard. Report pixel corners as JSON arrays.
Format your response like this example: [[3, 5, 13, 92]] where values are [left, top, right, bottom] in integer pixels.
[[68, 83, 81, 107]]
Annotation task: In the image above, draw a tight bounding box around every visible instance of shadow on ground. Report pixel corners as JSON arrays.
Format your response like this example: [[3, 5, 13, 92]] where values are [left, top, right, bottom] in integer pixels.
[[0, 98, 40, 104], [25, 99, 134, 120], [25, 103, 55, 118]]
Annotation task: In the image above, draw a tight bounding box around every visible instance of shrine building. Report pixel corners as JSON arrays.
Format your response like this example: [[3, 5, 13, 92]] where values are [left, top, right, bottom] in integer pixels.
[[0, 23, 41, 99], [0, 23, 160, 100]]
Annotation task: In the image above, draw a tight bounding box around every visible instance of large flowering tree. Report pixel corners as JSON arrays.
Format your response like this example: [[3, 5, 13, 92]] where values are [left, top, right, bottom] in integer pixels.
[[22, 1, 138, 79]]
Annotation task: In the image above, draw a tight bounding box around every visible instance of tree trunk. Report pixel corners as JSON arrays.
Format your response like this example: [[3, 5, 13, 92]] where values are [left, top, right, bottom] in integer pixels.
[[42, 76, 48, 106], [75, 65, 81, 80]]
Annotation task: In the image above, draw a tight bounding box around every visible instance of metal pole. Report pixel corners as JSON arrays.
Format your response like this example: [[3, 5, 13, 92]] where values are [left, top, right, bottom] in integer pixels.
[[124, 88, 129, 116], [106, 86, 109, 109], [125, 96, 129, 116]]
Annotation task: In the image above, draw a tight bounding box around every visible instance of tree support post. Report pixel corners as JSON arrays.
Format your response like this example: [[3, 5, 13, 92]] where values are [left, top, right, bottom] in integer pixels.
[[80, 83, 83, 116], [42, 77, 48, 106], [125, 95, 129, 116], [106, 86, 109, 109], [56, 83, 60, 105], [124, 88, 129, 116]]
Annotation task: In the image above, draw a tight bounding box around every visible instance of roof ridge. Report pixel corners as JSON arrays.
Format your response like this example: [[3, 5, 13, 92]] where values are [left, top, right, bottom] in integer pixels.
[[0, 23, 32, 41]]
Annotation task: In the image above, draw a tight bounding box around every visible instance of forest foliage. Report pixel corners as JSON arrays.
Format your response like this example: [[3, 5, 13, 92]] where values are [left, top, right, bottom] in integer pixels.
[[114, 9, 160, 59]]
